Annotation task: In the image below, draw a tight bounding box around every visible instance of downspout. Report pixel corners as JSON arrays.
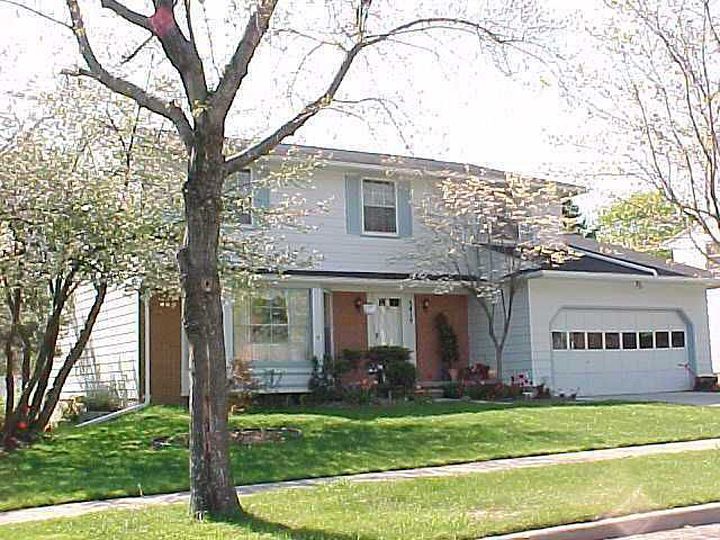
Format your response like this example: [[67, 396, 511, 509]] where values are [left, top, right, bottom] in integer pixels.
[[76, 294, 151, 428]]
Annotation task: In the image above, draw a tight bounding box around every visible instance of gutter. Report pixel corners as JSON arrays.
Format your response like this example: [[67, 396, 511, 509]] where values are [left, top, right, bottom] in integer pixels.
[[525, 269, 720, 288], [76, 295, 152, 428]]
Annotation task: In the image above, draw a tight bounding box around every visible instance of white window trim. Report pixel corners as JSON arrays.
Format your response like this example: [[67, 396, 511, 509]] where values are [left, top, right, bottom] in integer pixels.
[[551, 329, 688, 352], [670, 329, 687, 349], [603, 331, 621, 350], [360, 177, 399, 237], [621, 332, 639, 351], [585, 331, 604, 350]]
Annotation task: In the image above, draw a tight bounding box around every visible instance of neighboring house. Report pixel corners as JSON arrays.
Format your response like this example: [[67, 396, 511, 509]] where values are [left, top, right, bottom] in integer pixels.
[[664, 229, 720, 371], [57, 145, 719, 403]]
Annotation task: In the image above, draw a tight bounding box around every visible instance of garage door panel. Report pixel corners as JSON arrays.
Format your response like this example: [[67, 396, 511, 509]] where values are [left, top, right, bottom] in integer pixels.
[[551, 308, 691, 397]]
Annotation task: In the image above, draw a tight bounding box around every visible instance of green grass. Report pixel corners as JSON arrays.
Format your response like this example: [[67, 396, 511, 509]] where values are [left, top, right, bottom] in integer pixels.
[[8, 449, 720, 539], [3, 401, 720, 512]]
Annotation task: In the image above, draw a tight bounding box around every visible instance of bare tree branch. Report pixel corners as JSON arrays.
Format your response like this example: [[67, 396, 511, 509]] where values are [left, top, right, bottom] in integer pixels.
[[64, 0, 193, 150], [225, 41, 364, 174], [210, 0, 279, 119], [100, 0, 151, 31], [0, 0, 71, 29]]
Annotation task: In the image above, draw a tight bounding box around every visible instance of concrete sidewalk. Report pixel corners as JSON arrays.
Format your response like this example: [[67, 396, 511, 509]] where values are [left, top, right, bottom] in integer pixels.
[[1, 437, 719, 526]]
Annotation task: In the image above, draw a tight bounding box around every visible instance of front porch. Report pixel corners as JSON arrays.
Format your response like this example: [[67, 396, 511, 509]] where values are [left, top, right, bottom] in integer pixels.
[[149, 285, 473, 404], [330, 291, 470, 385]]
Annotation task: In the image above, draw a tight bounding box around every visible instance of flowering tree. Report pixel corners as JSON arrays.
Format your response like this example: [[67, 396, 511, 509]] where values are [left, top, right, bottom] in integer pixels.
[[565, 0, 720, 265], [0, 83, 183, 449], [1, 0, 557, 517], [412, 174, 571, 378]]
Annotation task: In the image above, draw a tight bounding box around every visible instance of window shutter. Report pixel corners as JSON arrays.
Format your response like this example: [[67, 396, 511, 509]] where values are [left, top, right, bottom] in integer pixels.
[[253, 185, 270, 209], [345, 174, 362, 234], [397, 180, 413, 237]]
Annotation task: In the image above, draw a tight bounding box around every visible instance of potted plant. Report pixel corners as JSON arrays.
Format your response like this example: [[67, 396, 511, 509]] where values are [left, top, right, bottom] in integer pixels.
[[435, 313, 460, 381]]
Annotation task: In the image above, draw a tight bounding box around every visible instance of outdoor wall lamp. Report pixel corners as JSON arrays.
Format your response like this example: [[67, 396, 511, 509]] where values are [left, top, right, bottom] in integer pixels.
[[354, 297, 364, 311], [422, 298, 431, 311]]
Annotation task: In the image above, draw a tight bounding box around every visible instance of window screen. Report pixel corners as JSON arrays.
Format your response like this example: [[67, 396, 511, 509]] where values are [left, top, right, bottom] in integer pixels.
[[363, 179, 397, 233], [622, 332, 638, 349], [552, 331, 568, 350], [587, 332, 603, 350], [605, 332, 620, 350], [570, 332, 586, 350], [671, 331, 686, 348], [655, 331, 670, 349], [639, 331, 654, 349]]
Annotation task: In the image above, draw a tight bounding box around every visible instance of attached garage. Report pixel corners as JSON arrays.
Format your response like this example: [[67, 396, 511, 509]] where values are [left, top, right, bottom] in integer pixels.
[[549, 308, 693, 396], [522, 235, 716, 398]]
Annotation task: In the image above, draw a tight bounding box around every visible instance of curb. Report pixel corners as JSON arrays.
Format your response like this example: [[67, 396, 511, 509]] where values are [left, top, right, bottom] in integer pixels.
[[485, 501, 720, 540]]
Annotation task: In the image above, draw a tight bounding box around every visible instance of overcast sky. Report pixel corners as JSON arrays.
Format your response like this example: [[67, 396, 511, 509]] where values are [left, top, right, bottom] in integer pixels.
[[0, 0, 616, 217]]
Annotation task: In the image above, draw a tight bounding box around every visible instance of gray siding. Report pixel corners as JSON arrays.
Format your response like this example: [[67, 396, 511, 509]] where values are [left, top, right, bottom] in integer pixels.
[[56, 285, 140, 404], [468, 281, 532, 381], [267, 166, 435, 274]]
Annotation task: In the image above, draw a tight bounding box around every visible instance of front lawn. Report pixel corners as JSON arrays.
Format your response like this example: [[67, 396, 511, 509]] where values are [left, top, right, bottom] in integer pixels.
[[8, 449, 720, 539], [3, 401, 720, 511]]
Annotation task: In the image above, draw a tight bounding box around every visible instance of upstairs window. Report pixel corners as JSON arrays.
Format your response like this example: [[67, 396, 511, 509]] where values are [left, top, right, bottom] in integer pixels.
[[362, 179, 397, 234]]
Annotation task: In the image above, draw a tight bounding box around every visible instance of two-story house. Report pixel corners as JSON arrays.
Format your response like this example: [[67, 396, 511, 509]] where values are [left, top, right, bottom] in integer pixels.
[[58, 145, 719, 407]]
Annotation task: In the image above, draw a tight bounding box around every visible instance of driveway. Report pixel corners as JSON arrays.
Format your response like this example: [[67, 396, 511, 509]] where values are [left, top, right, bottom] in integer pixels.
[[621, 523, 720, 538], [582, 391, 720, 406]]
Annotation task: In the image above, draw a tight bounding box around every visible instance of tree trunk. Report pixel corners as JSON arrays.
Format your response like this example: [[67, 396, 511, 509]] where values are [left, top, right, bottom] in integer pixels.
[[2, 288, 21, 449], [178, 129, 240, 518], [20, 330, 31, 391], [494, 345, 503, 382], [33, 282, 107, 433]]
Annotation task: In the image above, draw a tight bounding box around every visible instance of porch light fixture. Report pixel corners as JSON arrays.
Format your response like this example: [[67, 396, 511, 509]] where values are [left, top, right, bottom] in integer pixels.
[[422, 298, 430, 311], [354, 297, 364, 311]]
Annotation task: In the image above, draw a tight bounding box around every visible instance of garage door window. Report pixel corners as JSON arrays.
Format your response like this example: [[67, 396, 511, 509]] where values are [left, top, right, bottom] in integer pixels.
[[587, 332, 603, 350], [622, 332, 637, 350], [570, 332, 586, 350], [552, 332, 568, 350], [605, 332, 620, 350], [655, 331, 670, 349], [639, 332, 654, 349], [672, 331, 686, 348]]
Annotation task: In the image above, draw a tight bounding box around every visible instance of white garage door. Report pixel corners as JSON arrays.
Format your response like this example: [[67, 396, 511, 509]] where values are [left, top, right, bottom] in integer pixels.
[[550, 309, 692, 396]]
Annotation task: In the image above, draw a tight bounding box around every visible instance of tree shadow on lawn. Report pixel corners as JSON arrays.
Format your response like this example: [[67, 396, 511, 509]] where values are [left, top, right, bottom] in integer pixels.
[[215, 510, 375, 540], [246, 399, 641, 421]]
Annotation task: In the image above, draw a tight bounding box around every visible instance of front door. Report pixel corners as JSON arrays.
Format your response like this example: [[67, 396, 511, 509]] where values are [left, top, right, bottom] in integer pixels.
[[367, 295, 404, 347]]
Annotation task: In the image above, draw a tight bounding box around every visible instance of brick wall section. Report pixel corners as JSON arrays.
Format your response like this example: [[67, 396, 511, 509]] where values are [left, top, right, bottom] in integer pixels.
[[149, 297, 184, 405], [332, 292, 368, 356], [415, 294, 469, 381]]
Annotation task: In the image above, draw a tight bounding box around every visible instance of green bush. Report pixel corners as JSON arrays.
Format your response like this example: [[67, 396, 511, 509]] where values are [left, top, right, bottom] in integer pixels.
[[441, 382, 462, 399], [384, 360, 417, 391], [435, 313, 459, 375], [83, 385, 124, 412], [367, 346, 410, 364]]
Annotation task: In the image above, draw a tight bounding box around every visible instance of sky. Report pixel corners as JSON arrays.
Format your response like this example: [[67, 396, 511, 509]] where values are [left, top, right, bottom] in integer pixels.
[[0, 0, 617, 219]]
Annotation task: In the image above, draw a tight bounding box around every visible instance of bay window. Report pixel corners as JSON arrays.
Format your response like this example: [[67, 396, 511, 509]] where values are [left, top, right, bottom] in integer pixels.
[[233, 289, 311, 363]]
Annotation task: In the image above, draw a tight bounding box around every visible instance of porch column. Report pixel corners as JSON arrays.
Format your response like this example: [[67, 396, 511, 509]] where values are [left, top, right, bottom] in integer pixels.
[[311, 288, 325, 363]]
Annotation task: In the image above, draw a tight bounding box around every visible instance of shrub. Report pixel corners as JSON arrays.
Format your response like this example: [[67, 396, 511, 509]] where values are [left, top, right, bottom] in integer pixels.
[[366, 346, 411, 365], [384, 360, 417, 392], [435, 313, 459, 376], [441, 381, 462, 399], [367, 346, 415, 397], [83, 384, 124, 412]]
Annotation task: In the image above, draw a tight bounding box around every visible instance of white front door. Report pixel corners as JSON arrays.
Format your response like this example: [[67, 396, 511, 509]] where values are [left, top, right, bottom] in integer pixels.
[[367, 295, 404, 347]]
